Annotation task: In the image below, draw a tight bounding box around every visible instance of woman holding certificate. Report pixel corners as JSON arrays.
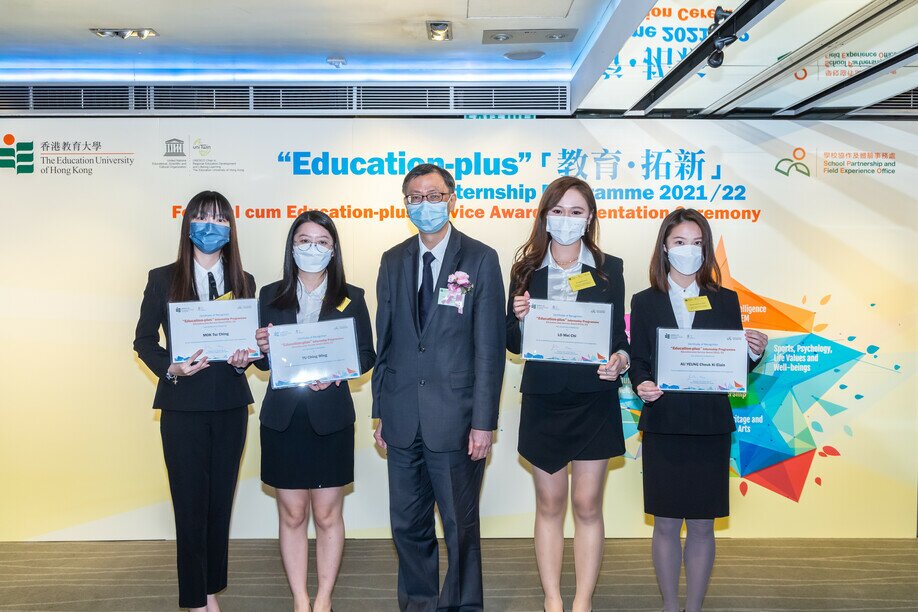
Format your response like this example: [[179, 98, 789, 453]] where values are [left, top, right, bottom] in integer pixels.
[[133, 190, 258, 612], [253, 211, 375, 612], [629, 208, 767, 612], [506, 176, 630, 612]]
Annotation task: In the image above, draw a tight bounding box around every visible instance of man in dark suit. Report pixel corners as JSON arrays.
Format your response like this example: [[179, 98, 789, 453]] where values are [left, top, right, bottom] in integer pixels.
[[372, 164, 506, 611]]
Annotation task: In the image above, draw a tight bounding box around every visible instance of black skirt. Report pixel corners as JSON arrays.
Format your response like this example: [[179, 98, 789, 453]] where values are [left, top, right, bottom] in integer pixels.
[[642, 431, 732, 519], [518, 388, 625, 474], [260, 402, 354, 490]]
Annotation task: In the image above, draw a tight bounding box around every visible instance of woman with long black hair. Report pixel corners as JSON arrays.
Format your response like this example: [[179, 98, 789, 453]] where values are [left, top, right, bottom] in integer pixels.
[[254, 211, 375, 612], [134, 190, 258, 612]]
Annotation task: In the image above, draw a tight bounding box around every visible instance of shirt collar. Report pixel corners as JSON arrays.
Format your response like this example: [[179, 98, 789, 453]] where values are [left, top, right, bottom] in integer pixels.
[[539, 241, 596, 270], [297, 274, 328, 299], [418, 223, 452, 261], [668, 274, 699, 297], [194, 258, 224, 282]]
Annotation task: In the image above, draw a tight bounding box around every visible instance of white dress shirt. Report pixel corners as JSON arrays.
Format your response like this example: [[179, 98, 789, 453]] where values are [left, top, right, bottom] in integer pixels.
[[416, 223, 452, 290], [531, 242, 629, 366], [194, 258, 224, 301], [667, 274, 760, 359], [541, 241, 594, 302], [296, 275, 328, 324]]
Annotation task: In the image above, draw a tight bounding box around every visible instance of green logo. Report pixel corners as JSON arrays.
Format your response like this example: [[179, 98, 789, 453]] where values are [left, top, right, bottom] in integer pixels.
[[0, 133, 34, 174], [774, 147, 810, 177]]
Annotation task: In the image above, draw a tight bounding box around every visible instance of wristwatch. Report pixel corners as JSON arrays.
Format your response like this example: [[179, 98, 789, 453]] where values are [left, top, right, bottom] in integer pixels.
[[165, 371, 179, 385]]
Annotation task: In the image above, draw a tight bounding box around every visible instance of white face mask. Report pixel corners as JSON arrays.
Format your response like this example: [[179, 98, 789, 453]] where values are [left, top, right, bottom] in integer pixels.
[[546, 215, 587, 246], [666, 244, 704, 275], [293, 243, 333, 273]]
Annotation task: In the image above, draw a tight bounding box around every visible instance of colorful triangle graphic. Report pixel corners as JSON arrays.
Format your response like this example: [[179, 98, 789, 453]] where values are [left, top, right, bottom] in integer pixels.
[[744, 449, 816, 502]]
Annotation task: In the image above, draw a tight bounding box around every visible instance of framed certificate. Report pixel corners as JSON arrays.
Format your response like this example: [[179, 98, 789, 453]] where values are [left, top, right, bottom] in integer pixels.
[[168, 298, 261, 363], [521, 299, 612, 365], [655, 328, 748, 393], [268, 318, 362, 389]]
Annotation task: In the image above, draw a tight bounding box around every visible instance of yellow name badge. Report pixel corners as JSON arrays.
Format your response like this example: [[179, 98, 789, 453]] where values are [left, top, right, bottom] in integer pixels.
[[568, 272, 596, 292], [216, 291, 234, 301], [684, 296, 712, 312], [336, 297, 351, 312]]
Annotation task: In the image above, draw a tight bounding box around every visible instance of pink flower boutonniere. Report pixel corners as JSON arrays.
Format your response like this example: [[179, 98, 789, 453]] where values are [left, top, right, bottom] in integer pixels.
[[444, 271, 474, 313], [447, 271, 474, 295]]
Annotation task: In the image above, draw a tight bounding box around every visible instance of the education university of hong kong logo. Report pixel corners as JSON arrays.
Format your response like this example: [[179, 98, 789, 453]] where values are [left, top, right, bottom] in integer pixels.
[[0, 133, 34, 174], [774, 147, 810, 177]]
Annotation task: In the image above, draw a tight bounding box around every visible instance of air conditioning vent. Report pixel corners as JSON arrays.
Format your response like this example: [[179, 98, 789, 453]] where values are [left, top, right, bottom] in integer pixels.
[[151, 86, 251, 110], [0, 87, 30, 110], [0, 84, 570, 115], [32, 86, 131, 110], [454, 86, 567, 110], [253, 86, 353, 110], [851, 87, 917, 115], [356, 86, 450, 110]]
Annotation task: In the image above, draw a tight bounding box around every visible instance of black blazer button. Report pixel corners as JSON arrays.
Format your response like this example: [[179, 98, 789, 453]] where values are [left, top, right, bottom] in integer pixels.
[[418, 345, 426, 352], [419, 379, 426, 386]]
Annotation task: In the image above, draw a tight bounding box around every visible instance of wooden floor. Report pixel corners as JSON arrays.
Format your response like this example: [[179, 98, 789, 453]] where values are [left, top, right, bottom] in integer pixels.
[[1, 538, 917, 611]]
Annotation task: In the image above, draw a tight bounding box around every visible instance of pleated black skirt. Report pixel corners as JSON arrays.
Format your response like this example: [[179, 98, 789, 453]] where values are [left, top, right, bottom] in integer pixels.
[[260, 403, 354, 490], [642, 431, 732, 519], [518, 388, 625, 474]]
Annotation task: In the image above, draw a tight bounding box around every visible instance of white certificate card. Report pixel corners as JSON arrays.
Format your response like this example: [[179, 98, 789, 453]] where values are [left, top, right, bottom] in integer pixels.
[[521, 299, 612, 364], [655, 328, 748, 393], [168, 298, 261, 363], [268, 318, 361, 389]]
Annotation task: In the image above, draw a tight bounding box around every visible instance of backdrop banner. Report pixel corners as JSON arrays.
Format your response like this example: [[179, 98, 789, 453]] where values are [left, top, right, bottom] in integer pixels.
[[0, 118, 914, 540]]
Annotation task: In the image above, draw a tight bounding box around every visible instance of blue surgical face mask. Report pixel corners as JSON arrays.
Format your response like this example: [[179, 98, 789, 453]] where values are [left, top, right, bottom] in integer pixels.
[[189, 222, 231, 254], [406, 201, 450, 234]]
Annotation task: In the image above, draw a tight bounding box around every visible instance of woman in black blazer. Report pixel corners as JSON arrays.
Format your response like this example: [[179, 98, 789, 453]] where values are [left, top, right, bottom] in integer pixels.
[[133, 190, 258, 612], [506, 177, 630, 612], [253, 211, 375, 612], [629, 208, 767, 612]]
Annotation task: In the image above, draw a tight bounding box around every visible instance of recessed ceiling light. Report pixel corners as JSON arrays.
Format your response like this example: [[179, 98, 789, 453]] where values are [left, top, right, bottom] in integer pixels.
[[90, 28, 158, 40], [491, 33, 512, 42], [504, 50, 545, 61], [426, 21, 453, 42]]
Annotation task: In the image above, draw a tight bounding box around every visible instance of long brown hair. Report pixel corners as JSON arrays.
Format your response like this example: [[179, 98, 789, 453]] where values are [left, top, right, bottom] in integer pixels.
[[648, 208, 721, 293], [510, 176, 606, 296], [169, 191, 253, 302]]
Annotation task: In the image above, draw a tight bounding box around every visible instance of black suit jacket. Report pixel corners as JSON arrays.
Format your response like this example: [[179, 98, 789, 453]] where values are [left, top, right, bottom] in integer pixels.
[[506, 253, 630, 395], [371, 226, 506, 452], [133, 263, 255, 411], [629, 285, 761, 435], [254, 281, 376, 434]]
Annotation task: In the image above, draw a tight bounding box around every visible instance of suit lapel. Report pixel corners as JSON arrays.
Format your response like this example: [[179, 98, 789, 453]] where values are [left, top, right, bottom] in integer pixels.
[[401, 239, 421, 338], [420, 229, 462, 338], [529, 266, 548, 300], [575, 264, 603, 304], [691, 287, 714, 330], [658, 287, 679, 329]]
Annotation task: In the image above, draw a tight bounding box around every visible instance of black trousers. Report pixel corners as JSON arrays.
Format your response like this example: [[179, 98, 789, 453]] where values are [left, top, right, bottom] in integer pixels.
[[160, 406, 247, 609], [387, 432, 486, 612]]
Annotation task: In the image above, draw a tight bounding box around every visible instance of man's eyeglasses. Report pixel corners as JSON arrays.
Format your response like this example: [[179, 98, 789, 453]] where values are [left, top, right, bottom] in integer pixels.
[[404, 192, 452, 205]]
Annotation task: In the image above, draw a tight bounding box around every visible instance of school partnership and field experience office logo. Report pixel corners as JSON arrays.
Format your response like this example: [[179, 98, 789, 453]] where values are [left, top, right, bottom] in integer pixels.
[[774, 147, 810, 177], [0, 133, 34, 174]]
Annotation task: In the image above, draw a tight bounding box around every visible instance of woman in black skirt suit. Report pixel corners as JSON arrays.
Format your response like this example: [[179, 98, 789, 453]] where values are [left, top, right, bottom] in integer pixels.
[[134, 190, 259, 612], [630, 208, 767, 612], [506, 176, 630, 612], [253, 211, 375, 612]]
